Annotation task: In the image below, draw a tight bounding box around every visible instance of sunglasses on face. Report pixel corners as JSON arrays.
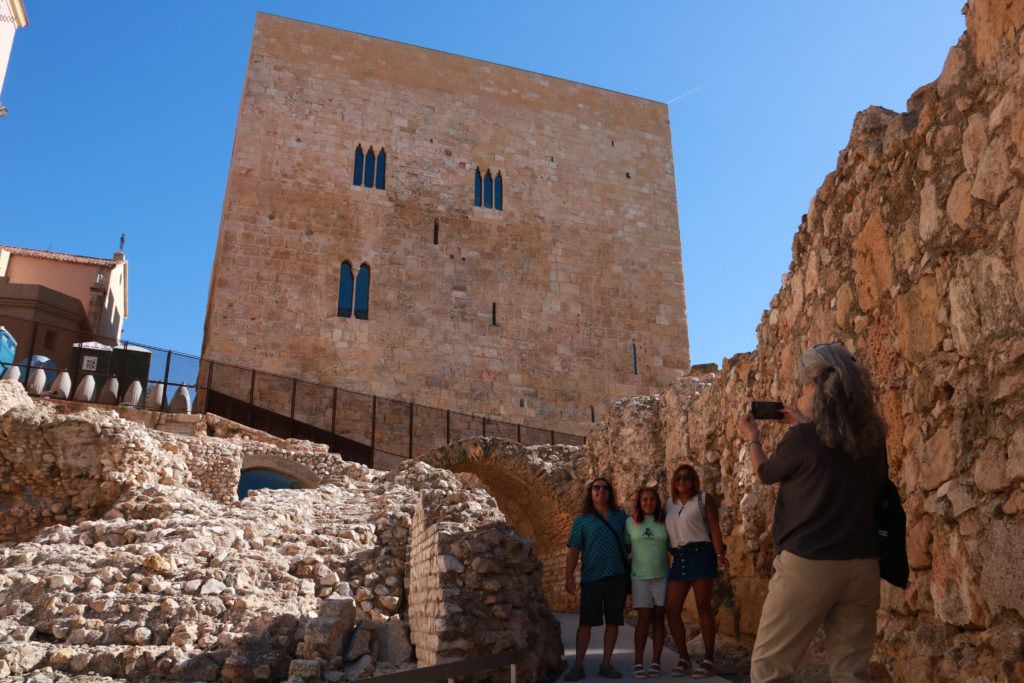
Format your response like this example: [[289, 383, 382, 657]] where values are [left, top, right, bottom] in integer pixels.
[[674, 474, 693, 482], [592, 484, 610, 491]]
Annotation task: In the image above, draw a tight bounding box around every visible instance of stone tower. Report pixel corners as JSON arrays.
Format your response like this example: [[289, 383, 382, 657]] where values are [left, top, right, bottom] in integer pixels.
[[203, 13, 689, 438]]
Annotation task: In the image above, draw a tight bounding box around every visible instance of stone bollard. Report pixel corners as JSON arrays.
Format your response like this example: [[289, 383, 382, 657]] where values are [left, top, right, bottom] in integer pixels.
[[26, 368, 47, 396], [1, 364, 19, 381], [73, 374, 96, 403], [146, 383, 165, 410], [122, 380, 143, 408], [168, 385, 192, 414], [98, 377, 120, 405], [48, 371, 72, 400]]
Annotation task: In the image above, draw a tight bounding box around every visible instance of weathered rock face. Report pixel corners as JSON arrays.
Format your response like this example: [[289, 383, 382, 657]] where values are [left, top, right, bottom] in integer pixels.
[[0, 381, 563, 681], [580, 1, 1024, 679]]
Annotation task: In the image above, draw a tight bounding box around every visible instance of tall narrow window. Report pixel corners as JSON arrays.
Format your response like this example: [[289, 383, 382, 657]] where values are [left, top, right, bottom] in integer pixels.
[[375, 150, 386, 189], [474, 169, 482, 207], [494, 172, 503, 210], [491, 302, 498, 326], [364, 148, 376, 188], [632, 343, 638, 375], [353, 146, 364, 185], [337, 262, 354, 317], [433, 219, 439, 245], [354, 264, 371, 320], [483, 170, 493, 209]]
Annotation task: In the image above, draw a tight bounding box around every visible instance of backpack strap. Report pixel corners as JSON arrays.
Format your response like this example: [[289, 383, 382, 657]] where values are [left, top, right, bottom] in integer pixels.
[[593, 512, 629, 575]]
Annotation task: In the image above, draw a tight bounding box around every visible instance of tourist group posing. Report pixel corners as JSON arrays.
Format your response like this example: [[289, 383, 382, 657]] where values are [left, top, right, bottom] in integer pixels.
[[564, 343, 889, 682]]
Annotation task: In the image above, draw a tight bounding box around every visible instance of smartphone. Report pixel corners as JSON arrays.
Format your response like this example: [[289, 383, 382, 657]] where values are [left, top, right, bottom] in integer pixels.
[[750, 401, 784, 420]]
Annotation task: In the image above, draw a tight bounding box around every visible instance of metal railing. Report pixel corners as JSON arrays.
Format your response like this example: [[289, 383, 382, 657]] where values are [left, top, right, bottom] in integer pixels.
[[1, 314, 587, 467]]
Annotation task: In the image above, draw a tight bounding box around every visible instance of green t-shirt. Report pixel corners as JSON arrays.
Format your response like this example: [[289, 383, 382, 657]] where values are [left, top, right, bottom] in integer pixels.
[[625, 515, 671, 580]]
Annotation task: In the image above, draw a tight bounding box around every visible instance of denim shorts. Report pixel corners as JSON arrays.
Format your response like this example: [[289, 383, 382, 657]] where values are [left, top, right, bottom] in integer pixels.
[[668, 541, 718, 582]]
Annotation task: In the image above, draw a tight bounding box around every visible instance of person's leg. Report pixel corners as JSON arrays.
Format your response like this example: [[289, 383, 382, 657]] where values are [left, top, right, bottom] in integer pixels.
[[602, 576, 627, 668], [576, 625, 593, 669], [665, 580, 692, 672], [635, 607, 652, 665], [823, 558, 880, 683], [750, 551, 841, 682], [652, 605, 666, 666], [603, 625, 620, 666], [691, 578, 716, 662]]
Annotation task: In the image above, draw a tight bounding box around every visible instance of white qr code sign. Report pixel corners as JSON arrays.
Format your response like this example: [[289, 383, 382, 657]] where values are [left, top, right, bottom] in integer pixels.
[[82, 355, 98, 371]]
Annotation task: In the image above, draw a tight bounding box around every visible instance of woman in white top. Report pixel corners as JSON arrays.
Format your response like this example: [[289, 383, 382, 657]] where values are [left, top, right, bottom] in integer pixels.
[[664, 464, 729, 679]]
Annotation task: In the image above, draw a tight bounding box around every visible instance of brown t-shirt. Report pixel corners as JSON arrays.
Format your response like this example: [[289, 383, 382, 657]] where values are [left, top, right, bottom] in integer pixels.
[[758, 422, 886, 560]]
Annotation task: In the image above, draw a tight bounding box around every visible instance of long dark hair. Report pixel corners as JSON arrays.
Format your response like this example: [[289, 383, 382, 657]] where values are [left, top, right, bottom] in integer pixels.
[[631, 486, 665, 524], [581, 477, 619, 514], [798, 343, 888, 459]]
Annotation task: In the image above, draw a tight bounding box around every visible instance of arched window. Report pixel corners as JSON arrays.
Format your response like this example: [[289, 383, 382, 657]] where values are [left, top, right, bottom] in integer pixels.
[[375, 150, 386, 189], [483, 170, 493, 209], [364, 148, 376, 188], [494, 172, 503, 210], [337, 262, 353, 317], [354, 264, 371, 320], [433, 218, 439, 245], [353, 146, 364, 185], [474, 168, 482, 207]]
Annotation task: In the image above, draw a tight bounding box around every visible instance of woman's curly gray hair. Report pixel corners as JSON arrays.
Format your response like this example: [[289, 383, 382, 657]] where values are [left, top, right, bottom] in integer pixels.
[[798, 343, 887, 459]]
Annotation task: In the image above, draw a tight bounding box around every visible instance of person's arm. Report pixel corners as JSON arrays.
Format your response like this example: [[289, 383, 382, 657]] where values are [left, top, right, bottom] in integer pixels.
[[565, 546, 580, 594], [706, 497, 730, 571], [738, 411, 767, 484]]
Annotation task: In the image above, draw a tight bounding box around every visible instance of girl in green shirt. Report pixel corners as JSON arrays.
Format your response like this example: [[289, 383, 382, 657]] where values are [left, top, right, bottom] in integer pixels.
[[625, 487, 671, 678]]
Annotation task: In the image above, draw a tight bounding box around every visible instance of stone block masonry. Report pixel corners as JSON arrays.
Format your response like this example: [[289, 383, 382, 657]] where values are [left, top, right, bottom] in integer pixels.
[[203, 13, 689, 438]]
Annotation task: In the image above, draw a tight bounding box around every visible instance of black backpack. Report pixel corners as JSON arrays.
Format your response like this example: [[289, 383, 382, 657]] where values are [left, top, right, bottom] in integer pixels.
[[876, 478, 909, 588]]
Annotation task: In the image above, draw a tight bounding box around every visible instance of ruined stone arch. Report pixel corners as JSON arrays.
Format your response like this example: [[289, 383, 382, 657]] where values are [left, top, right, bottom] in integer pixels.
[[422, 438, 583, 611], [240, 453, 319, 490]]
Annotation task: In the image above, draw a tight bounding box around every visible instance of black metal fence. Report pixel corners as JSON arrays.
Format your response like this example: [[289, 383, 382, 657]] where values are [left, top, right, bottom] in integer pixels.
[[1, 313, 586, 467]]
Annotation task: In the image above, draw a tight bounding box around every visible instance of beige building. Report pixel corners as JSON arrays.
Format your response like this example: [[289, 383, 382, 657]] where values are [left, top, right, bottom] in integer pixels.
[[0, 0, 28, 118], [203, 13, 689, 437], [0, 245, 128, 369]]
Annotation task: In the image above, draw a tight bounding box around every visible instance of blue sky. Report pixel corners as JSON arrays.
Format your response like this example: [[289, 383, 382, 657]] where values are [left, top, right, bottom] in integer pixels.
[[1, 2, 965, 366]]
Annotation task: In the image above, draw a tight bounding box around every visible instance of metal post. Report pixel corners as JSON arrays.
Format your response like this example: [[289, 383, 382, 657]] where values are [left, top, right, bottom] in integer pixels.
[[23, 321, 39, 386], [289, 378, 297, 438], [331, 387, 338, 435], [161, 351, 172, 412], [510, 663, 517, 682], [517, 423, 521, 443], [247, 369, 256, 425], [550, 429, 555, 445], [408, 402, 414, 460], [370, 395, 377, 457]]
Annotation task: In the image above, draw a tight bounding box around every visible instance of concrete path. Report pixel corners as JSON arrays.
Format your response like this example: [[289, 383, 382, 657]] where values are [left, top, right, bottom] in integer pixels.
[[555, 613, 731, 682]]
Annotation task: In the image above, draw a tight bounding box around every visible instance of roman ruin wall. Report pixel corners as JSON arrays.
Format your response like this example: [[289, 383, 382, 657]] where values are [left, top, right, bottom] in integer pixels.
[[0, 381, 564, 681]]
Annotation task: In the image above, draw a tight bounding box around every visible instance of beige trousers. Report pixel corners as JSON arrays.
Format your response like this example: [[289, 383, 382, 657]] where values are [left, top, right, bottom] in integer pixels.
[[750, 551, 880, 682]]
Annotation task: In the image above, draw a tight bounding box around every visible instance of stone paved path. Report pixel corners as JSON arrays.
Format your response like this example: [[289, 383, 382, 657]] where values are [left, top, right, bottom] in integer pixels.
[[555, 613, 731, 682]]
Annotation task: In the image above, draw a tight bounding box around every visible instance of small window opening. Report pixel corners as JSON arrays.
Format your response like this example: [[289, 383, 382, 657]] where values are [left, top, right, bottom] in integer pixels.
[[433, 219, 439, 245], [491, 302, 498, 326], [354, 263, 371, 320], [632, 343, 638, 375], [43, 330, 57, 350], [474, 169, 482, 207], [520, 398, 525, 408], [337, 262, 353, 317], [353, 146, 364, 185], [483, 170, 493, 209], [590, 405, 595, 422], [375, 149, 387, 189], [494, 172, 502, 210], [625, 172, 631, 179], [364, 148, 376, 188]]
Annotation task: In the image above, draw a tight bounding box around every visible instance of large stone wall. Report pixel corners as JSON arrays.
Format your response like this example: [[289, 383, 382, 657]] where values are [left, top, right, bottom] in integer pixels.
[[202, 13, 689, 437], [576, 1, 1024, 678], [0, 382, 564, 681]]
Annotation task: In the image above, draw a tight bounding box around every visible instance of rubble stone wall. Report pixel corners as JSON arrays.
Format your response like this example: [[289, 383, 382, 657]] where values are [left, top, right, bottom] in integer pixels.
[[0, 382, 564, 681]]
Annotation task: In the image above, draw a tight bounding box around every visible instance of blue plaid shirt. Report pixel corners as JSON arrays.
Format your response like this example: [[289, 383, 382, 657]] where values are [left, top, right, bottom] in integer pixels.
[[567, 509, 628, 583]]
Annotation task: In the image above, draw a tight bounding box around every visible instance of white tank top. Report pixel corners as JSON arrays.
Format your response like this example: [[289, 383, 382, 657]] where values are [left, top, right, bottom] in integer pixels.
[[665, 495, 710, 546]]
